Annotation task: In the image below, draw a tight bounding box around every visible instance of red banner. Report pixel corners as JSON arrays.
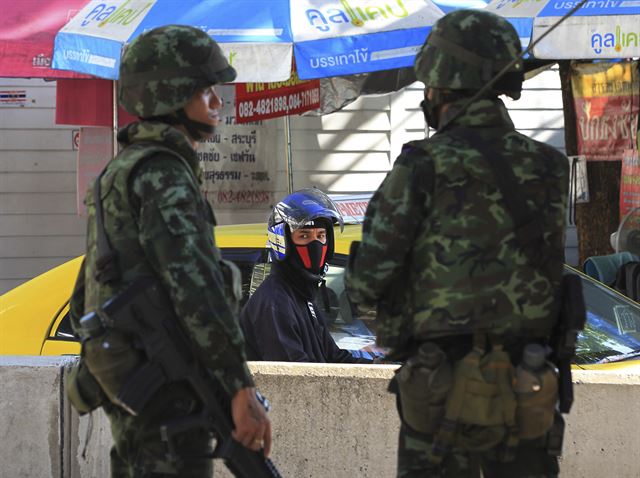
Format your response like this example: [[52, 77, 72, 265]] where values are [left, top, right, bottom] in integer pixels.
[[235, 69, 320, 124], [620, 150, 640, 221], [571, 61, 639, 161]]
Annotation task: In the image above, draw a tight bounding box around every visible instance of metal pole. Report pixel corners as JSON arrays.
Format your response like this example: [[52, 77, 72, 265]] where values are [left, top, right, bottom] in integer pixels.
[[112, 80, 119, 157], [284, 115, 294, 194]]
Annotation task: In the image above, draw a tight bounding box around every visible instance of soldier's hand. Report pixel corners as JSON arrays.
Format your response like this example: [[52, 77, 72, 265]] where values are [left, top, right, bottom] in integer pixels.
[[231, 387, 272, 456]]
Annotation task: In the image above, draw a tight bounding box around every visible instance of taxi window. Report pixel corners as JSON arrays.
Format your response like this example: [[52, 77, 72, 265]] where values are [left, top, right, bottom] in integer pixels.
[[574, 270, 640, 364], [55, 312, 76, 340]]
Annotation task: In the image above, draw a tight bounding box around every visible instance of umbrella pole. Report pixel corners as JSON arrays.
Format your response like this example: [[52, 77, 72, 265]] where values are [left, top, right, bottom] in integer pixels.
[[284, 115, 294, 194], [112, 80, 118, 157]]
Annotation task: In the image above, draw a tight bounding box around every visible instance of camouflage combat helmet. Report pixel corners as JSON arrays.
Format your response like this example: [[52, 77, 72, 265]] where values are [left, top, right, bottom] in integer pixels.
[[119, 25, 236, 118], [414, 10, 523, 99]]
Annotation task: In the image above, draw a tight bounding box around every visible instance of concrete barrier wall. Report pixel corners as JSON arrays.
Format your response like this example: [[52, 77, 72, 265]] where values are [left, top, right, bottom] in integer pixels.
[[1, 357, 639, 478]]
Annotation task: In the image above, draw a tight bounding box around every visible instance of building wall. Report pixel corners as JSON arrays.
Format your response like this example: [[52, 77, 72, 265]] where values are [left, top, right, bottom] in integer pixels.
[[0, 69, 576, 294], [0, 79, 84, 294]]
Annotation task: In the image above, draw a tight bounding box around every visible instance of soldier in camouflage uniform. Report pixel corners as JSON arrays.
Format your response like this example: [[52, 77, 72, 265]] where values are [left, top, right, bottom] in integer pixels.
[[345, 10, 569, 478], [69, 26, 271, 477]]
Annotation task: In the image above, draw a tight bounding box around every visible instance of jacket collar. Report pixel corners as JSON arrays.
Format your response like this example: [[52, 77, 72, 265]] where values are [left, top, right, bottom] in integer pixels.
[[439, 97, 515, 131], [117, 121, 201, 179], [272, 260, 321, 300]]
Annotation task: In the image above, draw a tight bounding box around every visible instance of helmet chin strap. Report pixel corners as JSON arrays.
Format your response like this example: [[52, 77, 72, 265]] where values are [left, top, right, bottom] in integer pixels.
[[175, 108, 215, 141], [144, 108, 215, 141]]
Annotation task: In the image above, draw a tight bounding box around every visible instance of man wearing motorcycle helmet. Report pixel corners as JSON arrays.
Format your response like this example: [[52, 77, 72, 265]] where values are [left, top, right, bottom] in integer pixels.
[[240, 188, 372, 363], [69, 25, 271, 477]]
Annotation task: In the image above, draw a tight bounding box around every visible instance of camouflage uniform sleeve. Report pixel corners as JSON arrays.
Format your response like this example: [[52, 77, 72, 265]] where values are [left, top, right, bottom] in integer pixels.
[[131, 156, 254, 396], [345, 146, 432, 307]]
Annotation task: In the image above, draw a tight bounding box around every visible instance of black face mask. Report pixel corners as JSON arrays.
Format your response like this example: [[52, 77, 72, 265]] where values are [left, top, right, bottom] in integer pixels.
[[420, 99, 439, 130], [289, 240, 328, 276]]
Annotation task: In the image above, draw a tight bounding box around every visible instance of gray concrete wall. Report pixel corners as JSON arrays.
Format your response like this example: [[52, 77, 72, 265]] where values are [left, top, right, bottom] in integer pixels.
[[1, 357, 639, 478]]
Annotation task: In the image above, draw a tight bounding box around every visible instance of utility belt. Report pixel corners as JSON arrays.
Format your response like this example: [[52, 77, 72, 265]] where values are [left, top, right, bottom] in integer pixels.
[[392, 333, 561, 463]]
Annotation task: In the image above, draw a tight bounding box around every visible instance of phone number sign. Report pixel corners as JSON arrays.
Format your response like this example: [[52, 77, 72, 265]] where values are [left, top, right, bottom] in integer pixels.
[[235, 71, 320, 124]]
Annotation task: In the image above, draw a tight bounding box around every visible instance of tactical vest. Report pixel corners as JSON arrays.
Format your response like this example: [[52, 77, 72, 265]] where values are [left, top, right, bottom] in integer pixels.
[[83, 141, 217, 314], [402, 133, 566, 341]]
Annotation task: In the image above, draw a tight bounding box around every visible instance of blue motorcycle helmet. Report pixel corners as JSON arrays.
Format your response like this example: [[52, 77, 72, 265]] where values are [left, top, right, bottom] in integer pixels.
[[267, 188, 344, 272]]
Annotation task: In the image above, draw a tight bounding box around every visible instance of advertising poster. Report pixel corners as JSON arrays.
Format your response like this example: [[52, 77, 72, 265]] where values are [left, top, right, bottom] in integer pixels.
[[76, 127, 112, 215], [571, 61, 639, 161], [620, 150, 640, 221], [330, 194, 372, 224], [197, 85, 278, 210], [235, 67, 320, 124]]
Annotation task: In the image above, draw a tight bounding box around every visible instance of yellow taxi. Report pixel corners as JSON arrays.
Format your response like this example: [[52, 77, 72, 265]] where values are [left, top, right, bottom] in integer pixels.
[[2, 222, 640, 371]]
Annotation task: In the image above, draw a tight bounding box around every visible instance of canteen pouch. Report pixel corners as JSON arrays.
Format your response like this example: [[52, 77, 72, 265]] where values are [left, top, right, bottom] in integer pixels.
[[66, 358, 106, 415], [82, 329, 146, 415], [395, 342, 452, 434], [515, 362, 558, 439]]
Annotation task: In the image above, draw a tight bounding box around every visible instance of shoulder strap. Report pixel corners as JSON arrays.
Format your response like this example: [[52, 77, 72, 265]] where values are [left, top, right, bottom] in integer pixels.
[[94, 167, 119, 285], [447, 127, 550, 268]]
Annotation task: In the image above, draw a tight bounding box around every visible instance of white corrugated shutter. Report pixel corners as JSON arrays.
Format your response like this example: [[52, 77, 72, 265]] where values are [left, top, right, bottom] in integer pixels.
[[0, 79, 85, 294]]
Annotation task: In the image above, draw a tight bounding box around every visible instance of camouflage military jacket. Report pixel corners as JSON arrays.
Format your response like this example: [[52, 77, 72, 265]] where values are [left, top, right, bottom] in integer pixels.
[[70, 121, 254, 396], [345, 98, 569, 349]]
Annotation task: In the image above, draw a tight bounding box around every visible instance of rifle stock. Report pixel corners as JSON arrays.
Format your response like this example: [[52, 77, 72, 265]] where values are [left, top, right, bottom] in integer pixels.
[[79, 276, 282, 478]]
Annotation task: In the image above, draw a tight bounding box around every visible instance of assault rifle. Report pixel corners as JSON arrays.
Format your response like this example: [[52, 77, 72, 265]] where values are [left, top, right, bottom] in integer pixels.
[[78, 275, 282, 478]]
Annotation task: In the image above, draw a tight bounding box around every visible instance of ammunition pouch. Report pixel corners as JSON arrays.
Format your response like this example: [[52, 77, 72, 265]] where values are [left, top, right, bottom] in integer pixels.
[[82, 329, 152, 415], [430, 336, 518, 463], [66, 357, 107, 415], [394, 342, 452, 434]]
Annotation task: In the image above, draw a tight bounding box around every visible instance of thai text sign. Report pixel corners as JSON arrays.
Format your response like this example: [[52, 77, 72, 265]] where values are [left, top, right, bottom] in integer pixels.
[[571, 61, 639, 161], [235, 69, 320, 123], [330, 194, 373, 224], [198, 85, 277, 209]]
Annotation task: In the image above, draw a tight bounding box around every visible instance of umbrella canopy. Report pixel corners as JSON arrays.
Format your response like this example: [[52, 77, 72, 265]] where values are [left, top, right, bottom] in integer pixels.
[[0, 0, 90, 78], [52, 0, 446, 82], [485, 0, 640, 59]]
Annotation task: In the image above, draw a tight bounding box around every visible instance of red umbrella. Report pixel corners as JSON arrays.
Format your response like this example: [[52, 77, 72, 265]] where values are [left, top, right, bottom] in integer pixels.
[[0, 0, 135, 127], [0, 0, 90, 78]]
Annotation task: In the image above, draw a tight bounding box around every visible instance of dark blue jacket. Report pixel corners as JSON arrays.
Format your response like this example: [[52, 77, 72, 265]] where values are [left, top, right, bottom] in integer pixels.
[[240, 261, 366, 363]]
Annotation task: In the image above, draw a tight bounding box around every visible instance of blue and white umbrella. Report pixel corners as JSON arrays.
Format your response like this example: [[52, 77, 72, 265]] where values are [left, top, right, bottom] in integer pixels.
[[484, 0, 640, 59], [52, 0, 453, 82]]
